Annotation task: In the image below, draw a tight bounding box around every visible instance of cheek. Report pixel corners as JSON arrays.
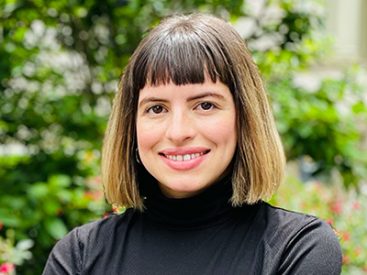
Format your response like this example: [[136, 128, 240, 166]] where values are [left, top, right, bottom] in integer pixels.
[[198, 114, 237, 145], [136, 119, 162, 152]]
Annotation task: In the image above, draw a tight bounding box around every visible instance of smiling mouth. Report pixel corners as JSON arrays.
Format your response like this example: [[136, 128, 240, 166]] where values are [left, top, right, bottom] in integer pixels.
[[159, 150, 210, 162]]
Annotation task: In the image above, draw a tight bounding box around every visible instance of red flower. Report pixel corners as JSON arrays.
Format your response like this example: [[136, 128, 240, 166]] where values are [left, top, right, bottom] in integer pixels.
[[341, 232, 350, 242], [84, 190, 103, 201], [342, 255, 350, 265], [0, 263, 15, 273]]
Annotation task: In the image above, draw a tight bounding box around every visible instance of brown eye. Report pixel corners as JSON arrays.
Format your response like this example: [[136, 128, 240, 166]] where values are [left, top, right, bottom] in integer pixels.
[[199, 102, 214, 110], [148, 105, 165, 114]]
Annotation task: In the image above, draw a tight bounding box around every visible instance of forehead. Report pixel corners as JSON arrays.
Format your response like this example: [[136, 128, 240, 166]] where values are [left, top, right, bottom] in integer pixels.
[[138, 77, 232, 102]]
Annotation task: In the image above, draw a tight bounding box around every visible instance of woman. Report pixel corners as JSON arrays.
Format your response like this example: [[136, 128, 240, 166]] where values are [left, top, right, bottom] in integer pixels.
[[43, 13, 342, 274]]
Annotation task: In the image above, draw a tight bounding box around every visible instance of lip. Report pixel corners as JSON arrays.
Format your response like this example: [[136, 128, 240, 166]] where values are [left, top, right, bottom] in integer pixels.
[[159, 147, 210, 171], [159, 147, 210, 155]]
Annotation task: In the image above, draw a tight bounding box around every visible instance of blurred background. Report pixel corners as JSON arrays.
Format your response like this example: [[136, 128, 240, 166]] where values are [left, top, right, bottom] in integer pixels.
[[0, 0, 366, 274]]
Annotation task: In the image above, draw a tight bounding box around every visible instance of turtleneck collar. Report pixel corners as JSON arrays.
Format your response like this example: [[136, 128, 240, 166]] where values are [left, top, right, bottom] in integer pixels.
[[138, 167, 238, 229]]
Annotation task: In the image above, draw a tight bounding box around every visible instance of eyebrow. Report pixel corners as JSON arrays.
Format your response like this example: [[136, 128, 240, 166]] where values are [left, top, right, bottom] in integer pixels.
[[187, 92, 225, 101], [138, 92, 226, 108]]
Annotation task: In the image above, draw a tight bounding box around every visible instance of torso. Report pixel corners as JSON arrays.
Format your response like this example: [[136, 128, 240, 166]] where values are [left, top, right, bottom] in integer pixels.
[[75, 202, 322, 275]]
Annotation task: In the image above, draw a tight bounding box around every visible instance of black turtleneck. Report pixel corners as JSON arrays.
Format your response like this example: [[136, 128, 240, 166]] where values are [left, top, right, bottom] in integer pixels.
[[43, 175, 342, 275], [140, 172, 238, 229]]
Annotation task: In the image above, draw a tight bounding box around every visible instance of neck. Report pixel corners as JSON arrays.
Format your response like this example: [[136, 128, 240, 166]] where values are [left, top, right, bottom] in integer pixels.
[[138, 168, 236, 229]]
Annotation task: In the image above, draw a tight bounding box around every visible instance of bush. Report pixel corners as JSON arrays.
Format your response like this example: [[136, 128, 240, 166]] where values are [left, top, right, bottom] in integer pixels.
[[270, 178, 367, 274], [1, 0, 366, 273], [0, 154, 107, 274], [267, 68, 367, 187], [0, 229, 33, 275]]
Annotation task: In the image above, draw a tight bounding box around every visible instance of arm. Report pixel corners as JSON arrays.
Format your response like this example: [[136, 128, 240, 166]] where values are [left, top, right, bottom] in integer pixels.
[[278, 218, 342, 275]]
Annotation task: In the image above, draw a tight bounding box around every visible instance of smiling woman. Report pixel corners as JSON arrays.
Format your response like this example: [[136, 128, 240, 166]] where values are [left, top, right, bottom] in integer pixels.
[[136, 79, 236, 199], [43, 13, 342, 275]]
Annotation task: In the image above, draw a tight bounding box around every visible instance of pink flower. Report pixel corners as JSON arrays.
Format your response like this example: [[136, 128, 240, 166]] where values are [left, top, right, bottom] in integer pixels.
[[330, 201, 343, 214], [0, 263, 15, 274], [355, 247, 362, 256], [352, 201, 361, 210]]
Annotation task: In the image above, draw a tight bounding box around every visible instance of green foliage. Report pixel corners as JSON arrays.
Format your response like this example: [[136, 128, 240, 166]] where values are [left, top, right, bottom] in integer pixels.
[[245, 0, 367, 186], [0, 230, 33, 268], [1, 0, 366, 273], [271, 178, 367, 274], [0, 154, 106, 273], [268, 69, 367, 186]]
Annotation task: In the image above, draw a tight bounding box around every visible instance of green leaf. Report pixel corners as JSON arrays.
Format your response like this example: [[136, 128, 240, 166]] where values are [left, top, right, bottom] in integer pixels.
[[44, 218, 68, 240], [44, 199, 61, 215], [28, 183, 48, 199], [49, 175, 71, 188]]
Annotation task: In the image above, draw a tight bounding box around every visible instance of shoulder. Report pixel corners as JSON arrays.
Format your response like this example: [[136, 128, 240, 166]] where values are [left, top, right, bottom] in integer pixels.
[[43, 209, 136, 274], [58, 209, 135, 248], [75, 209, 135, 243], [259, 202, 342, 274], [259, 202, 338, 244], [258, 202, 328, 238]]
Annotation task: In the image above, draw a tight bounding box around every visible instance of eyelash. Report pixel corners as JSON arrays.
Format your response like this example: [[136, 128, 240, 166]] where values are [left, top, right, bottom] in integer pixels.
[[145, 101, 217, 115], [195, 101, 216, 111], [146, 105, 167, 114]]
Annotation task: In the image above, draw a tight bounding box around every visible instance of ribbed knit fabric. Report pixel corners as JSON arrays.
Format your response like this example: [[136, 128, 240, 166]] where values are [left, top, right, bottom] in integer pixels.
[[43, 174, 342, 275]]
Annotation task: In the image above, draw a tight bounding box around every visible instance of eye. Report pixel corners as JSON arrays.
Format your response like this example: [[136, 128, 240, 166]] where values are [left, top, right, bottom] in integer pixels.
[[147, 105, 165, 114], [197, 102, 214, 111]]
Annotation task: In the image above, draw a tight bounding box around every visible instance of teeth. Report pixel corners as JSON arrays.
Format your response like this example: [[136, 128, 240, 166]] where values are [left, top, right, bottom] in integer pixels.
[[166, 152, 204, 161]]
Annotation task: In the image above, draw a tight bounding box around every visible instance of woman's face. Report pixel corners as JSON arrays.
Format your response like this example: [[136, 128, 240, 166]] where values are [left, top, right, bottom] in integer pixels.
[[136, 76, 237, 198]]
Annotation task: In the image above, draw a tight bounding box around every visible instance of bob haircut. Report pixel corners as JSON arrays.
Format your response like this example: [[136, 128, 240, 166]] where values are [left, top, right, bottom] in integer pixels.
[[102, 13, 285, 211]]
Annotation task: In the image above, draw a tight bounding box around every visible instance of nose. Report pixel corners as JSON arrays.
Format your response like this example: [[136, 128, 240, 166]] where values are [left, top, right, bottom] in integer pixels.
[[165, 110, 195, 144]]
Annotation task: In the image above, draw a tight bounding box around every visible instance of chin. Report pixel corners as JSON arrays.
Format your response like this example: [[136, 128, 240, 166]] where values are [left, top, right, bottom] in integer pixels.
[[159, 181, 208, 199]]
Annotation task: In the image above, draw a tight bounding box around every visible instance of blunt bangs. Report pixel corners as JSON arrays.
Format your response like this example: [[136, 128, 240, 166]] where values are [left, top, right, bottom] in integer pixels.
[[131, 16, 234, 91]]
